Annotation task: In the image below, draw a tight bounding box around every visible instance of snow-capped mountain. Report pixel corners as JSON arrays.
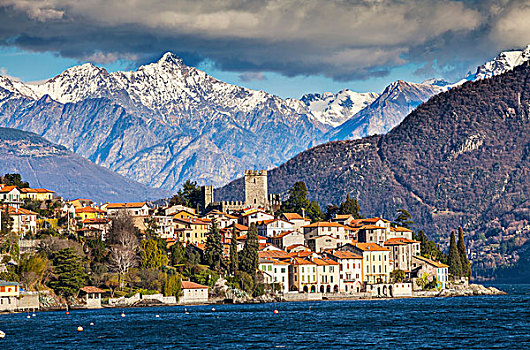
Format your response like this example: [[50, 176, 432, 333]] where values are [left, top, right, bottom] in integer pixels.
[[295, 90, 378, 128], [472, 45, 530, 81], [1, 46, 528, 191], [0, 53, 325, 190], [325, 80, 446, 140]]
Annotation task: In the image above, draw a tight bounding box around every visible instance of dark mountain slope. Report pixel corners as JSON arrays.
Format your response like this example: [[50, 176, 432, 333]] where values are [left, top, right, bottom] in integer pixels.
[[0, 127, 169, 202], [217, 63, 530, 278]]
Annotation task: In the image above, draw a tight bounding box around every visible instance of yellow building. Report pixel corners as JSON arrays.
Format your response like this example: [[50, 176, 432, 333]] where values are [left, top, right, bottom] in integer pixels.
[[174, 218, 211, 245], [67, 199, 94, 209], [174, 210, 197, 220], [19, 188, 55, 201], [289, 257, 318, 293], [75, 206, 105, 221], [348, 243, 391, 284]]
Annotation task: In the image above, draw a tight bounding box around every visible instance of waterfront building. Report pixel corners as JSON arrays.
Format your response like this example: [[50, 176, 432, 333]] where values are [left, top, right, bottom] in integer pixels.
[[326, 250, 364, 293], [343, 243, 391, 284], [180, 281, 209, 304]]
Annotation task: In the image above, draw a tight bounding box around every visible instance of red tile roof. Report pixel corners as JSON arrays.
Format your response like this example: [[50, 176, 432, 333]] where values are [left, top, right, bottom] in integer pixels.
[[353, 243, 390, 252], [106, 202, 148, 209], [181, 281, 209, 289], [80, 286, 105, 293], [302, 221, 345, 228], [330, 251, 363, 259]]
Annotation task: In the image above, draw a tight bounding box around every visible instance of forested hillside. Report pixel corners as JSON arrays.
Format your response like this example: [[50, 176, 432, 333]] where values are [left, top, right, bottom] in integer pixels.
[[217, 63, 530, 279]]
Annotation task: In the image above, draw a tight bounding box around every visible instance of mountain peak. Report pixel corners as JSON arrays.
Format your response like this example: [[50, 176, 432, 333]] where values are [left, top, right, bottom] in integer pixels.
[[157, 52, 184, 66]]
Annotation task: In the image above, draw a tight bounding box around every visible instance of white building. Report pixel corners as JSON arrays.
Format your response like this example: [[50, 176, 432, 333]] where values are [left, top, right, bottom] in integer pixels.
[[327, 250, 364, 294], [104, 202, 150, 217], [239, 209, 275, 227], [180, 281, 209, 304], [257, 219, 294, 238], [259, 258, 290, 293]]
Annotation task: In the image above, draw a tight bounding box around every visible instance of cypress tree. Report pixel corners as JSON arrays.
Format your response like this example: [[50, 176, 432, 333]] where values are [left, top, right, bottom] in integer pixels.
[[457, 227, 471, 278], [204, 219, 223, 271], [448, 231, 463, 278], [229, 228, 238, 274], [338, 194, 362, 219], [239, 223, 259, 275]]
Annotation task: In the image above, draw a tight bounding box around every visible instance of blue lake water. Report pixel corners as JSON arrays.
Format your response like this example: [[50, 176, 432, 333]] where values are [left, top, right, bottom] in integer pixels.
[[1, 285, 530, 349]]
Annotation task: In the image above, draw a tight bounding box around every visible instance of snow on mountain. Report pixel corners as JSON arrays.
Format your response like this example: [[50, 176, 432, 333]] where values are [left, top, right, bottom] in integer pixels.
[[298, 89, 379, 128], [0, 53, 325, 190], [472, 45, 530, 81], [326, 80, 446, 141]]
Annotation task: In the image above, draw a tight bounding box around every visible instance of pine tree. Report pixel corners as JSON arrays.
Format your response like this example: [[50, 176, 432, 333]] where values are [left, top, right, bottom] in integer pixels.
[[393, 208, 414, 229], [49, 248, 86, 297], [457, 227, 471, 278], [229, 228, 238, 274], [338, 194, 362, 219], [239, 223, 259, 275], [448, 231, 463, 278], [204, 219, 223, 271]]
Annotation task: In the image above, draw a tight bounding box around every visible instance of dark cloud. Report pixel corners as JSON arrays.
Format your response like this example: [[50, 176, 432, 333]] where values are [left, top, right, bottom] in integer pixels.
[[0, 0, 529, 81]]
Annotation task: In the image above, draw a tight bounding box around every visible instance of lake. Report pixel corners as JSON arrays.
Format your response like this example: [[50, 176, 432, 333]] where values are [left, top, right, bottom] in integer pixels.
[[1, 285, 529, 349]]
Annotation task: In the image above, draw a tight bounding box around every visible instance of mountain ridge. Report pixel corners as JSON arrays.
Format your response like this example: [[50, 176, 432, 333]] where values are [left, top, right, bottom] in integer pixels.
[[0, 127, 169, 202]]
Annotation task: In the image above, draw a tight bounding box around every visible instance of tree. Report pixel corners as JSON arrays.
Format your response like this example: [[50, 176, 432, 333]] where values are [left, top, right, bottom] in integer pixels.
[[140, 239, 168, 270], [279, 181, 310, 215], [417, 230, 446, 262], [169, 180, 202, 209], [163, 273, 182, 299], [49, 248, 86, 297], [393, 209, 414, 229], [448, 231, 463, 278], [390, 269, 406, 283], [239, 223, 259, 275], [204, 220, 223, 271], [338, 194, 362, 219], [85, 238, 106, 264], [143, 217, 160, 239], [307, 200, 323, 223], [184, 244, 201, 265], [229, 228, 239, 274], [457, 227, 471, 278], [0, 173, 29, 188], [170, 241, 186, 265], [18, 253, 52, 290], [325, 204, 339, 221], [107, 213, 139, 289]]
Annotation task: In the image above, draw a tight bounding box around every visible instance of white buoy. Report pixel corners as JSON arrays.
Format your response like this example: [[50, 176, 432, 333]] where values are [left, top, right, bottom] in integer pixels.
[[89, 322, 94, 326], [32, 313, 36, 317], [155, 314, 160, 318], [121, 312, 126, 317], [77, 326, 84, 332], [26, 315, 31, 319], [0, 330, 5, 338], [211, 308, 216, 312]]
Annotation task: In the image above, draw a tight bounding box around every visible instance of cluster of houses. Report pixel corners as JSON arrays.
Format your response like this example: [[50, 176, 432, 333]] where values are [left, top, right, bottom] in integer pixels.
[[0, 171, 450, 308]]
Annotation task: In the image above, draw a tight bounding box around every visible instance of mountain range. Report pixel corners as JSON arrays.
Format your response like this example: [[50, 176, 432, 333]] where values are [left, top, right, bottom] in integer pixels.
[[0, 45, 529, 193], [217, 62, 530, 280], [0, 127, 169, 202]]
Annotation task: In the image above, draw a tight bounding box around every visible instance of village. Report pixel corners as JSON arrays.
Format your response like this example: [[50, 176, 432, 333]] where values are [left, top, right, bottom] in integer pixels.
[[1, 170, 494, 313]]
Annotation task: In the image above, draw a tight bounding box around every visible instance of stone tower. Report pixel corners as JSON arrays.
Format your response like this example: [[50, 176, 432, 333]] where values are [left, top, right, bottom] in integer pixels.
[[201, 185, 213, 213], [244, 170, 268, 208]]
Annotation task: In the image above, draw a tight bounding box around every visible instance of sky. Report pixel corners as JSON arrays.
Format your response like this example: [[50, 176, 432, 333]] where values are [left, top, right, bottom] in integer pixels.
[[0, 0, 529, 99]]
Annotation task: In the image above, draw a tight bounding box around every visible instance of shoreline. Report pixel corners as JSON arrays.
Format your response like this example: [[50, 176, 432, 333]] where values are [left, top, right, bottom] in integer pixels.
[[0, 284, 506, 315]]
